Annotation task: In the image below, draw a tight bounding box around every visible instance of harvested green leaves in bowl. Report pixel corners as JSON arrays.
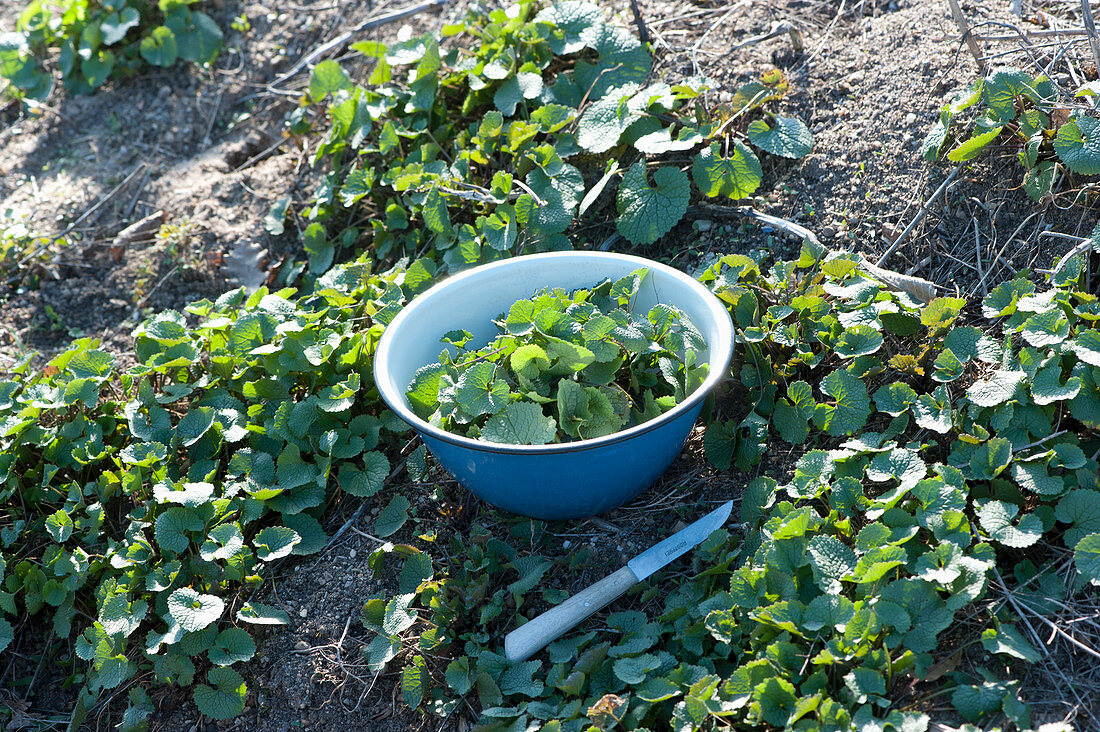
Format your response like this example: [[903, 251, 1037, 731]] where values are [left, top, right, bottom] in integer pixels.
[[405, 268, 710, 445]]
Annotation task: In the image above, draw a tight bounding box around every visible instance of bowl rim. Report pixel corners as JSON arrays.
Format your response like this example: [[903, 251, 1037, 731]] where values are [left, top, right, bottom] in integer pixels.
[[373, 251, 735, 455]]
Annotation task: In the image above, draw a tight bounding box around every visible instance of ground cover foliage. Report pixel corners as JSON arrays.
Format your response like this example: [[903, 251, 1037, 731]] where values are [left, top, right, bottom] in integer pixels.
[[2, 0, 1100, 729], [922, 65, 1100, 203], [357, 240, 1100, 732], [0, 0, 224, 100], [283, 0, 810, 279]]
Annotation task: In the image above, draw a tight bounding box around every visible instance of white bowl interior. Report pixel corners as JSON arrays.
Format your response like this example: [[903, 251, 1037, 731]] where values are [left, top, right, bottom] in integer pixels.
[[377, 253, 732, 415]]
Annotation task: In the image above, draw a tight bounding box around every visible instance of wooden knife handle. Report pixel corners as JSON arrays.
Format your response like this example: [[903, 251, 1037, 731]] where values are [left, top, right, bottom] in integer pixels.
[[504, 565, 636, 663]]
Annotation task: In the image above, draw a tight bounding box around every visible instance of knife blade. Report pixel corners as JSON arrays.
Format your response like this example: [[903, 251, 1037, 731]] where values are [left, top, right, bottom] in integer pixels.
[[504, 500, 733, 662]]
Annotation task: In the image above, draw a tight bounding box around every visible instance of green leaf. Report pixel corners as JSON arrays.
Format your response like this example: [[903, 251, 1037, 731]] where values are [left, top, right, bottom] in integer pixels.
[[494, 71, 543, 116], [613, 654, 660, 685], [577, 85, 639, 153], [815, 370, 870, 436], [118, 687, 153, 732], [746, 116, 813, 158], [402, 655, 426, 708], [121, 440, 167, 468], [984, 69, 1051, 119], [253, 526, 301, 561], [966, 370, 1025, 408], [692, 140, 761, 199], [1021, 309, 1070, 347], [399, 551, 433, 594], [921, 296, 966, 329], [168, 588, 225, 632], [1055, 490, 1100, 546], [874, 382, 917, 416], [803, 595, 856, 633], [100, 595, 147, 638], [969, 437, 1012, 480], [834, 325, 883, 358], [1031, 365, 1081, 405], [45, 510, 73, 543], [236, 602, 290, 626], [921, 119, 948, 161], [981, 623, 1040, 662], [754, 677, 798, 727], [869, 447, 926, 489], [155, 507, 203, 554], [338, 452, 390, 498], [807, 535, 857, 594], [309, 59, 352, 101], [264, 196, 290, 236], [1073, 329, 1100, 367], [200, 523, 245, 562], [0, 618, 14, 653], [951, 685, 1003, 724], [445, 657, 475, 695], [1055, 115, 1100, 174], [101, 7, 141, 46], [633, 125, 703, 154], [845, 667, 885, 703], [499, 659, 544, 697], [1010, 461, 1064, 496], [171, 10, 223, 64], [536, 2, 603, 54], [207, 628, 256, 666], [615, 163, 690, 245], [481, 402, 557, 445], [978, 500, 1043, 548], [375, 495, 412, 538], [154, 480, 215, 508], [773, 380, 814, 444], [82, 49, 116, 88], [880, 579, 954, 653], [455, 362, 509, 417], [1023, 161, 1056, 201], [1074, 533, 1100, 585], [947, 126, 1004, 162], [193, 667, 247, 720], [282, 513, 328, 556], [510, 345, 550, 380]]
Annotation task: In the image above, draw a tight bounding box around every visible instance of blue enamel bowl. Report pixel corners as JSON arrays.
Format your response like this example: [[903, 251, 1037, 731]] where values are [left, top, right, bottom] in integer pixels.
[[373, 252, 735, 519]]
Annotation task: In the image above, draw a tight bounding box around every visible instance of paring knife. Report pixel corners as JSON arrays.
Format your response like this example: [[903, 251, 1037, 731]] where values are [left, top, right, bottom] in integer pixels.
[[504, 500, 734, 662]]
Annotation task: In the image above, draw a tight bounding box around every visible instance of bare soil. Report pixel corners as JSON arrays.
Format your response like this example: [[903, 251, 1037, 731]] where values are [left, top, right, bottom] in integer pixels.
[[2, 0, 1097, 729]]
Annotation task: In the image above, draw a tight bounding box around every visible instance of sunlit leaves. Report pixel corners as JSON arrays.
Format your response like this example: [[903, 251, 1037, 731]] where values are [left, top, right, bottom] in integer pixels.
[[692, 141, 762, 200], [815, 370, 870, 436], [966, 370, 1026, 408], [615, 164, 690, 245], [168, 589, 224, 633], [482, 402, 557, 445], [193, 668, 248, 720], [978, 500, 1043, 548], [1073, 533, 1100, 585], [746, 116, 813, 159], [1054, 115, 1100, 174]]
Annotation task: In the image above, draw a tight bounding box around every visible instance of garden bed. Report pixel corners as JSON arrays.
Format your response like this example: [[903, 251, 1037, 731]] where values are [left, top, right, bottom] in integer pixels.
[[2, 0, 1099, 730]]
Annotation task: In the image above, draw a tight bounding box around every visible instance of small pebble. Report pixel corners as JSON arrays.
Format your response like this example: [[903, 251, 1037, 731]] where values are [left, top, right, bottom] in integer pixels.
[[904, 112, 917, 125], [821, 226, 837, 238], [695, 219, 713, 232], [295, 640, 309, 651], [562, 539, 571, 549], [348, 548, 356, 559], [299, 607, 308, 618]]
